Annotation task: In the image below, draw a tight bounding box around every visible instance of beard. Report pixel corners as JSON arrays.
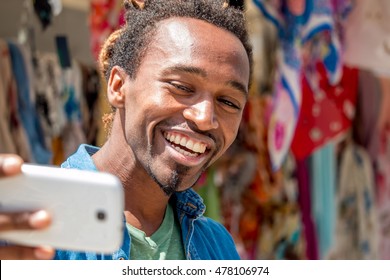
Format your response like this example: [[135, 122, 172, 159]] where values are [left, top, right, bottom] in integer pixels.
[[146, 146, 206, 196], [146, 159, 206, 197], [147, 165, 187, 196]]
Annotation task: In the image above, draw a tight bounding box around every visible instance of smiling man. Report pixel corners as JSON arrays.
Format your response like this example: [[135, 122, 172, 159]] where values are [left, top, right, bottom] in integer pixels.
[[0, 0, 253, 260]]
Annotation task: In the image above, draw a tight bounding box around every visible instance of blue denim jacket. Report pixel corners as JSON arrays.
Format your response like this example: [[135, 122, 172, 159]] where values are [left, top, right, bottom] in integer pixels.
[[55, 145, 240, 260]]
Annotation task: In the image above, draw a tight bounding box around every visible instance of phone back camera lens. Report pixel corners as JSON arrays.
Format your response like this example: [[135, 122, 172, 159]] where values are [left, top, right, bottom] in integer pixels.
[[97, 211, 106, 221]]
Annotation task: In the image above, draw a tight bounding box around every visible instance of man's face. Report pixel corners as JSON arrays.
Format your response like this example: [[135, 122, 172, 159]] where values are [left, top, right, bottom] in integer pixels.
[[120, 18, 250, 195]]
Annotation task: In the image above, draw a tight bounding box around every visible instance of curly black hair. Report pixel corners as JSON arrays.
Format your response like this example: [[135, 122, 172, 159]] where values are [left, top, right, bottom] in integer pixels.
[[102, 0, 253, 84]]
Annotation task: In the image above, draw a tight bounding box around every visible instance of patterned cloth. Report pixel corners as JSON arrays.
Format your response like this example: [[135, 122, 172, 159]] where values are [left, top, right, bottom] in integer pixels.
[[329, 142, 379, 259], [291, 64, 358, 160], [252, 0, 352, 169]]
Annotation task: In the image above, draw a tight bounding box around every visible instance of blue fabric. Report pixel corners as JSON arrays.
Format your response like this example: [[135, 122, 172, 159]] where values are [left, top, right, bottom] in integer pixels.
[[310, 143, 336, 259], [7, 41, 51, 164], [55, 144, 239, 260]]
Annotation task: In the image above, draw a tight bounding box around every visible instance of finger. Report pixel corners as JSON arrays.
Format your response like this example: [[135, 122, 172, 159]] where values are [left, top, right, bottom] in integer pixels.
[[0, 245, 55, 260], [0, 155, 23, 177], [0, 210, 51, 231]]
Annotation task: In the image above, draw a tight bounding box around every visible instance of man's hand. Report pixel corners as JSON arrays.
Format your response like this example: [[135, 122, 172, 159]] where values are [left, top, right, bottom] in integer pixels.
[[0, 155, 54, 260]]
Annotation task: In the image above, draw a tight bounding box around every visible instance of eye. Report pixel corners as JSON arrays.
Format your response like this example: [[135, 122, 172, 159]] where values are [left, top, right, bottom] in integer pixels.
[[218, 97, 241, 111], [168, 82, 194, 93]]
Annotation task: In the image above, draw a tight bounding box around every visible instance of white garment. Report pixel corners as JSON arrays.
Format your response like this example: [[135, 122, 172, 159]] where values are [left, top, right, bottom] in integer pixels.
[[34, 52, 66, 139], [344, 0, 390, 76], [329, 143, 379, 259]]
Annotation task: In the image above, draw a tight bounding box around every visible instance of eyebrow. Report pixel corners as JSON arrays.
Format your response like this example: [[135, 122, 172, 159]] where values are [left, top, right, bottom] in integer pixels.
[[161, 64, 248, 97], [227, 80, 248, 99], [161, 65, 207, 78]]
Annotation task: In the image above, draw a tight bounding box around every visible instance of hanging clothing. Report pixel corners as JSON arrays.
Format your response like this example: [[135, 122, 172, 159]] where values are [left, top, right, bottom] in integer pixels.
[[0, 40, 32, 161], [296, 158, 319, 260], [33, 0, 53, 30], [374, 77, 390, 259], [0, 40, 18, 154], [329, 142, 379, 259], [34, 52, 67, 151], [291, 64, 358, 160], [310, 143, 336, 259], [344, 0, 390, 75], [89, 0, 125, 61], [353, 69, 382, 161], [61, 61, 87, 159], [253, 0, 352, 170], [7, 41, 51, 164], [80, 64, 100, 146]]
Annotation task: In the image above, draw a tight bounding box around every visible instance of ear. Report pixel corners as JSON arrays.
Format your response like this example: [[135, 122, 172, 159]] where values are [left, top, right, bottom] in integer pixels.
[[107, 66, 127, 108]]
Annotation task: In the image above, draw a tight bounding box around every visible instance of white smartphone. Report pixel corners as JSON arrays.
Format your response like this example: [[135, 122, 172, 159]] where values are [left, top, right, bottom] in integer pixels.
[[0, 164, 124, 254]]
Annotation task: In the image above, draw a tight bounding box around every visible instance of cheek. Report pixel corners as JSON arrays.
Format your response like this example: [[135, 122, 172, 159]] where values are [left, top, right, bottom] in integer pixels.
[[219, 116, 241, 148]]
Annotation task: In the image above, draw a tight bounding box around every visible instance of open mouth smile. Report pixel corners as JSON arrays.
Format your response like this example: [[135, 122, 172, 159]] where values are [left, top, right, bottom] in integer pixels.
[[163, 132, 208, 158]]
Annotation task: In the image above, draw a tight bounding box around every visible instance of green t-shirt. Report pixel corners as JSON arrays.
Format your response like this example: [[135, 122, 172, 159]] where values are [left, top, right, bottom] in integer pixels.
[[126, 203, 186, 260]]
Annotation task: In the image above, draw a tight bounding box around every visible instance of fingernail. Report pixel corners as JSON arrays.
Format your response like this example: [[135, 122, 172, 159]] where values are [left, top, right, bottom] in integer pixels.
[[29, 210, 51, 229], [2, 157, 21, 173], [34, 247, 54, 260]]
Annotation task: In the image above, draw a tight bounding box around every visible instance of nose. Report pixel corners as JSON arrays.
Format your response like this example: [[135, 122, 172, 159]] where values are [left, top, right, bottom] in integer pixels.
[[183, 99, 219, 131]]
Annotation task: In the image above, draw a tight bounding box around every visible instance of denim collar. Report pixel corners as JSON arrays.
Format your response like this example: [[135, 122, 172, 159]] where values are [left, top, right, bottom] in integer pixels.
[[173, 190, 205, 218], [61, 144, 98, 171]]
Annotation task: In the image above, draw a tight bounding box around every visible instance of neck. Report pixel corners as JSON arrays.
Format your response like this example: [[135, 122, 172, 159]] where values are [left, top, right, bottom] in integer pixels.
[[92, 113, 170, 236]]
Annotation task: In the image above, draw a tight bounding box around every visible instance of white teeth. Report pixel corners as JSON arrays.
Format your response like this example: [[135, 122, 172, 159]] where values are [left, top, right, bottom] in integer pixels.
[[194, 143, 206, 153], [180, 137, 187, 146], [193, 143, 200, 153], [174, 135, 181, 145], [186, 140, 194, 150], [174, 145, 197, 157], [164, 132, 207, 155]]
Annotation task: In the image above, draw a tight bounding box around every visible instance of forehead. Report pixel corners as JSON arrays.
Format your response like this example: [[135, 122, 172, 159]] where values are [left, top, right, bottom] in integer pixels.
[[142, 17, 250, 85], [152, 17, 247, 60]]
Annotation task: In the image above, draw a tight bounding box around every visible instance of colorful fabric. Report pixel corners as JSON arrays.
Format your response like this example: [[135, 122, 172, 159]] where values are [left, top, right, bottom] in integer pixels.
[[353, 71, 390, 259], [291, 64, 358, 160], [89, 0, 125, 61], [252, 0, 352, 169]]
